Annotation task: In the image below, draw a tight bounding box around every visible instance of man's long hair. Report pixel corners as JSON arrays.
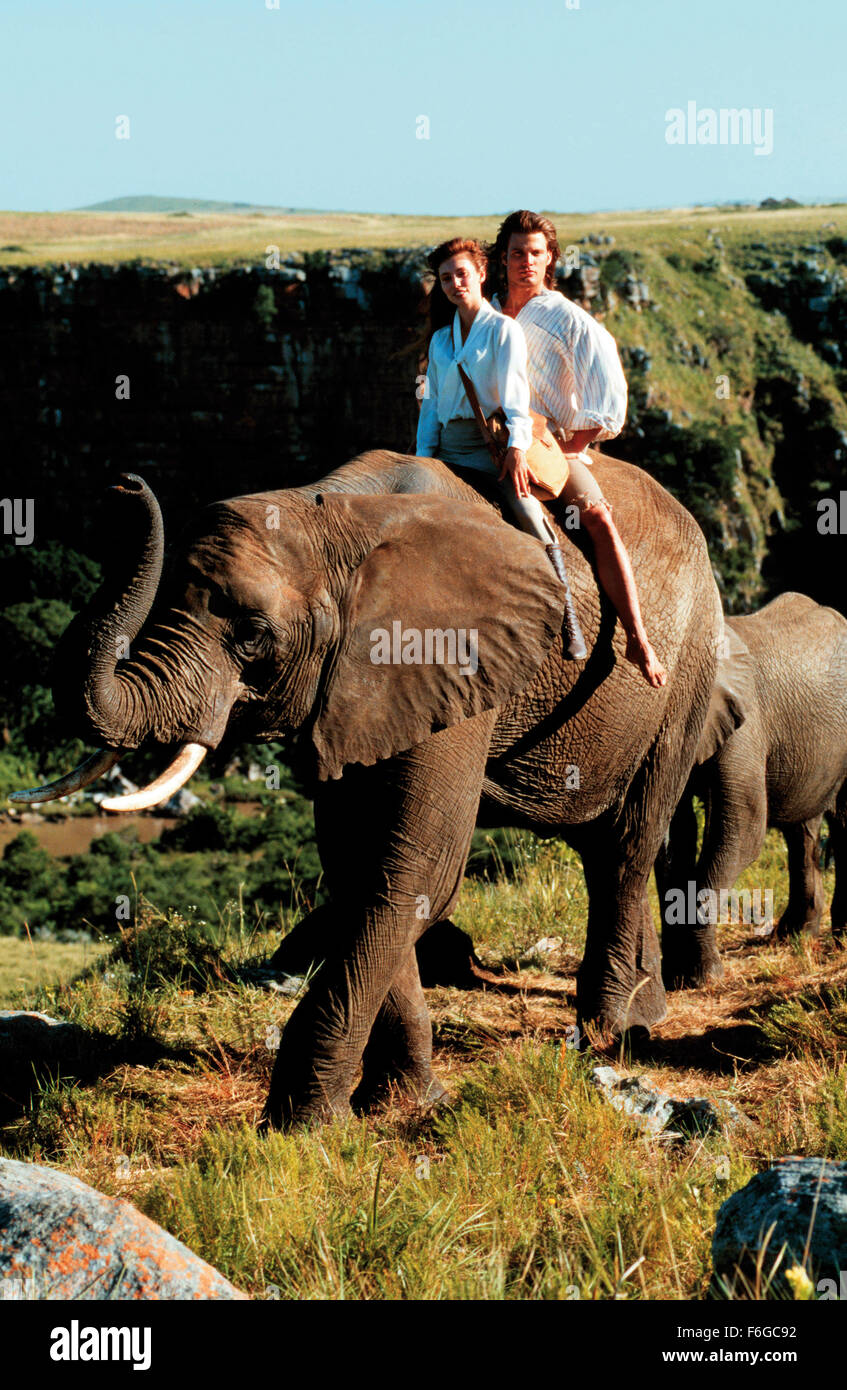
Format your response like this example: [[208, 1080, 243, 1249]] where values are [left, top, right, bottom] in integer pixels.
[[490, 210, 561, 298], [422, 237, 489, 348]]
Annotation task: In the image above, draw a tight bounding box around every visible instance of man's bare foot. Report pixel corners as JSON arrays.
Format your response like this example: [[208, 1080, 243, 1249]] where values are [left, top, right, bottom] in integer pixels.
[[625, 629, 667, 687]]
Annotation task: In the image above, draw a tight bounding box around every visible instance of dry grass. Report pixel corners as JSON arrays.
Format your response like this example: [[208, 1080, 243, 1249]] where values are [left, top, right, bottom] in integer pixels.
[[0, 828, 843, 1299], [0, 935, 109, 1003]]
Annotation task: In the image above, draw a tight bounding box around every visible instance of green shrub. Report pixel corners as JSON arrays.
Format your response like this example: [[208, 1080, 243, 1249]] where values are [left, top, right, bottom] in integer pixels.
[[0, 832, 64, 935], [108, 907, 227, 992]]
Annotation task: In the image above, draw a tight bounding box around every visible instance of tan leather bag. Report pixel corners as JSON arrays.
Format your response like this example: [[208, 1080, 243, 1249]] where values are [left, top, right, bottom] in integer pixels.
[[457, 365, 569, 501]]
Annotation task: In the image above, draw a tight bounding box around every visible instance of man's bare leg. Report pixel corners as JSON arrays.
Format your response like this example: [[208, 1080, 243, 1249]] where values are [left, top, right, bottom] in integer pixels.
[[580, 501, 667, 687]]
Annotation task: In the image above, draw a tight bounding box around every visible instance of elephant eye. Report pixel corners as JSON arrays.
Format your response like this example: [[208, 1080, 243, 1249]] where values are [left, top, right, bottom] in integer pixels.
[[233, 618, 270, 658]]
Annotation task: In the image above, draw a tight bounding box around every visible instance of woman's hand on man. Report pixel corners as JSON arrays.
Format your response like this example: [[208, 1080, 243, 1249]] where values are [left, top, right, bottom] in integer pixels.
[[499, 447, 541, 498]]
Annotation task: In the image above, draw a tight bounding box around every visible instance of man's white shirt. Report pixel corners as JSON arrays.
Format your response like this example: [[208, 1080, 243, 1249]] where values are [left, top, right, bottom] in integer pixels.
[[416, 298, 533, 456], [492, 286, 627, 443]]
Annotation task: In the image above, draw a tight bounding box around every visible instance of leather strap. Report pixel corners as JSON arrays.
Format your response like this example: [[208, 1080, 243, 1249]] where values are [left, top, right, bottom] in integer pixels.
[[456, 364, 503, 464]]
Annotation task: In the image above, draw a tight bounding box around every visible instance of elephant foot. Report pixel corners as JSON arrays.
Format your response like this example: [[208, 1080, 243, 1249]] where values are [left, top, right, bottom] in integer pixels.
[[581, 1022, 652, 1059], [415, 920, 484, 988], [661, 933, 724, 991], [350, 1070, 450, 1116], [773, 911, 822, 941], [662, 954, 724, 990], [259, 1091, 353, 1133], [579, 973, 668, 1045]]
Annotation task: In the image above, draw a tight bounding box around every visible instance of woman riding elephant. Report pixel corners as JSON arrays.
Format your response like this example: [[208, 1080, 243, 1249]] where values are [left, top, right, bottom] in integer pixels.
[[416, 241, 557, 555], [415, 236, 587, 659]]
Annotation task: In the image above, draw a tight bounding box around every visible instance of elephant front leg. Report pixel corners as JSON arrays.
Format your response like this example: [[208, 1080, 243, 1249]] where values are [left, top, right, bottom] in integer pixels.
[[263, 949, 375, 1127], [267, 903, 338, 977], [775, 816, 825, 938], [262, 716, 495, 1129], [662, 773, 768, 987], [264, 921, 448, 1128], [264, 913, 439, 1129], [660, 893, 724, 988]]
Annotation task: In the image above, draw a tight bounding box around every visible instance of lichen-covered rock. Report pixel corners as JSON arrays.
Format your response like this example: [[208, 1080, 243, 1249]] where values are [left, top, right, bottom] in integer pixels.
[[0, 1160, 248, 1300], [591, 1066, 675, 1134], [591, 1065, 745, 1138], [713, 1158, 847, 1293]]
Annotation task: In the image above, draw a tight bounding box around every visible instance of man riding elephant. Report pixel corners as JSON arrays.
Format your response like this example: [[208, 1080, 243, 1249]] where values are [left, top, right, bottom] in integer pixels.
[[491, 210, 666, 689]]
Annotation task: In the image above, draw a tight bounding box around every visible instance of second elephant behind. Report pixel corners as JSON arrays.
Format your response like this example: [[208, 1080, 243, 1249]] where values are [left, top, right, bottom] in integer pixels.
[[658, 592, 847, 987]]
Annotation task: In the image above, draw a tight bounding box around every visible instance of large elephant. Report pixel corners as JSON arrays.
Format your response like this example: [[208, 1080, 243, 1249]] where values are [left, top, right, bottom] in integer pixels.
[[12, 449, 731, 1127], [657, 592, 847, 987]]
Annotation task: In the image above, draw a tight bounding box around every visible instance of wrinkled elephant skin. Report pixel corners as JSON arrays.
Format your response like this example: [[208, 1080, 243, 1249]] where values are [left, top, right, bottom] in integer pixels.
[[33, 450, 729, 1126]]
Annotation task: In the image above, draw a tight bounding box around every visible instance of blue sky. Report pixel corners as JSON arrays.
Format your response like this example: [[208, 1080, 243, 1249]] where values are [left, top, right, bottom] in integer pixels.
[[2, 0, 844, 215]]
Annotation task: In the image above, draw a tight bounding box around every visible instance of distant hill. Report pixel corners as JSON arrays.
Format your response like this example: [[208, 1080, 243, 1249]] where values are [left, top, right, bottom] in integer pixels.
[[72, 195, 313, 215]]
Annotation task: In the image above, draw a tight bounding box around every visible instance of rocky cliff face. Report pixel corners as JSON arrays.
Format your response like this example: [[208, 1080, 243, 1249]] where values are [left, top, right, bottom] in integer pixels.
[[0, 250, 424, 547], [2, 232, 846, 616]]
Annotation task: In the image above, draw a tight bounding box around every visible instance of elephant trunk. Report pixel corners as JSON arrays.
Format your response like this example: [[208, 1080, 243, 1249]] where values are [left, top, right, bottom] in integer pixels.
[[53, 474, 164, 748]]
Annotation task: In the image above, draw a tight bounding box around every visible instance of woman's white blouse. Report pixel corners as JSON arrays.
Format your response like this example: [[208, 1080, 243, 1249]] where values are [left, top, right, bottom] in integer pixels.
[[416, 298, 533, 457], [492, 287, 627, 442]]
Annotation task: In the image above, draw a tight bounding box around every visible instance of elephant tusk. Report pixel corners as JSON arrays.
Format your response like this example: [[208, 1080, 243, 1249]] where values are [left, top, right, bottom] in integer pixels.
[[8, 748, 123, 805], [99, 743, 207, 813]]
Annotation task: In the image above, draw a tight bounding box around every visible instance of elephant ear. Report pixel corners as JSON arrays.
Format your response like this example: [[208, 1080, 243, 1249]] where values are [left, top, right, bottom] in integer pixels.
[[308, 493, 565, 779], [695, 621, 755, 764]]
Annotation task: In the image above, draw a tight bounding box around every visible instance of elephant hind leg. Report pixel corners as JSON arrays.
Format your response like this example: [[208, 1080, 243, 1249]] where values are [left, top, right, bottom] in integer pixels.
[[826, 797, 847, 940], [351, 948, 449, 1114], [657, 788, 725, 990], [267, 902, 337, 977], [775, 816, 825, 939], [577, 842, 667, 1043]]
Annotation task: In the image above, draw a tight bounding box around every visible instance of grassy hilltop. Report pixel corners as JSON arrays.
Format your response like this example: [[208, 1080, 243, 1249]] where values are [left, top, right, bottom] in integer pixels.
[[2, 200, 845, 267]]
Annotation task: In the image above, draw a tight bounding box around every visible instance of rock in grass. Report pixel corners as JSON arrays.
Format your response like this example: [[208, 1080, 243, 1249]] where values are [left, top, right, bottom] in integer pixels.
[[519, 935, 563, 965], [712, 1158, 847, 1295], [235, 963, 307, 996], [0, 1011, 85, 1062], [159, 786, 202, 816], [0, 1160, 248, 1300], [591, 1066, 676, 1135], [269, 974, 307, 997], [590, 1065, 744, 1138]]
